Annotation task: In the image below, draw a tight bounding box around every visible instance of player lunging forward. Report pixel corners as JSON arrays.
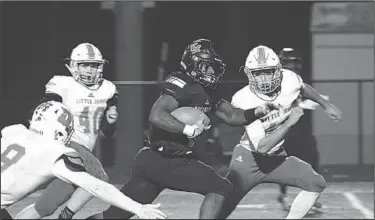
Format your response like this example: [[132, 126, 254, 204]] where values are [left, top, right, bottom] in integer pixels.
[[87, 39, 268, 219], [16, 43, 119, 219], [218, 45, 342, 219], [1, 101, 166, 219]]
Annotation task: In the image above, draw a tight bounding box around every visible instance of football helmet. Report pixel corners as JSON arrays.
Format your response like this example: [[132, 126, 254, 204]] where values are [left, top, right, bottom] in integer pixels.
[[278, 47, 302, 73], [65, 43, 108, 87], [29, 101, 74, 146], [180, 39, 226, 89], [242, 45, 282, 94]]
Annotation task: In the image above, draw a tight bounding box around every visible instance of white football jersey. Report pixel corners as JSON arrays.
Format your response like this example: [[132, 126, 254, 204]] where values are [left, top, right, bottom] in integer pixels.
[[45, 76, 118, 151], [1, 124, 76, 209], [231, 69, 304, 154]]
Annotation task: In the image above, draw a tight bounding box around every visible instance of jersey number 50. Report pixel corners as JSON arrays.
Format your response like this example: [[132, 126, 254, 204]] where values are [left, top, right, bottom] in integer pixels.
[[1, 144, 25, 173]]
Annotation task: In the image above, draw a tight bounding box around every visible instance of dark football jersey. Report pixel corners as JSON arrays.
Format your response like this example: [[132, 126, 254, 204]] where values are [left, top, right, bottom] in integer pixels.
[[149, 71, 224, 146]]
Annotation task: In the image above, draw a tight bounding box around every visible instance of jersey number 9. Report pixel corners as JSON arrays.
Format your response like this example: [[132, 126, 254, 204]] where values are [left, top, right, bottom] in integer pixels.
[[1, 144, 26, 173]]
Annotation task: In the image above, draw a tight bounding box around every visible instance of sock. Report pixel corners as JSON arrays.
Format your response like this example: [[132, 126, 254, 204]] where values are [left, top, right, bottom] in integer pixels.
[[285, 191, 320, 219], [58, 206, 75, 219]]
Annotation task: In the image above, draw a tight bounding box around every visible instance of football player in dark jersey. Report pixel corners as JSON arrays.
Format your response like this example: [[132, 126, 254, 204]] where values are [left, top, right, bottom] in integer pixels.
[[277, 47, 323, 211], [86, 39, 270, 219]]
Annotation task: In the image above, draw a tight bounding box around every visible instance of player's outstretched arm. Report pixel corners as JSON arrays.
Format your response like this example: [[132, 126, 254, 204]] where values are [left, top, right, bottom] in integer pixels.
[[300, 83, 331, 109], [51, 159, 167, 219], [300, 83, 342, 121], [257, 107, 304, 154], [214, 99, 271, 126]]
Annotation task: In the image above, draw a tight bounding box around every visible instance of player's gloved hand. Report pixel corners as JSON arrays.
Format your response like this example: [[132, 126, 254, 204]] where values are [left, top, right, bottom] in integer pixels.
[[183, 114, 208, 139], [255, 102, 278, 117], [106, 106, 118, 124], [135, 203, 167, 219], [285, 107, 304, 127]]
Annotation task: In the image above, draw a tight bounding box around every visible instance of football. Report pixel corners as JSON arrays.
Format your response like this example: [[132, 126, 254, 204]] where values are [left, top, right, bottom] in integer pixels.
[[171, 107, 210, 126]]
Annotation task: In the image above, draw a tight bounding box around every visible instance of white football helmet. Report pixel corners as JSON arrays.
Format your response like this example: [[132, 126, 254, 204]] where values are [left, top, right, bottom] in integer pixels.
[[65, 43, 108, 87], [29, 101, 74, 146], [243, 45, 282, 95]]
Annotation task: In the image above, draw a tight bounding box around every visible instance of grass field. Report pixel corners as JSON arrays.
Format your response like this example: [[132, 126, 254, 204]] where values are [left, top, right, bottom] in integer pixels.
[[7, 182, 374, 219]]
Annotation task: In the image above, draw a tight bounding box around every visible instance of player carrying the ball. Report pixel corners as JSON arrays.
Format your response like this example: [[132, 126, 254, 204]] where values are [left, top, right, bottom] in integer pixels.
[[217, 45, 342, 219], [87, 39, 269, 219]]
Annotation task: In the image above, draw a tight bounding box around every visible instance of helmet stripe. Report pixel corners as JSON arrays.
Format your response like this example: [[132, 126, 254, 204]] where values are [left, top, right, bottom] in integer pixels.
[[85, 44, 95, 59], [256, 47, 267, 65]]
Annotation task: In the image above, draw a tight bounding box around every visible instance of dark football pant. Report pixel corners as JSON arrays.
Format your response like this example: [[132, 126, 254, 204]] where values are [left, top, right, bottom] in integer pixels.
[[1, 209, 13, 219], [34, 141, 108, 217], [279, 134, 320, 194], [218, 145, 326, 219], [102, 148, 232, 219]]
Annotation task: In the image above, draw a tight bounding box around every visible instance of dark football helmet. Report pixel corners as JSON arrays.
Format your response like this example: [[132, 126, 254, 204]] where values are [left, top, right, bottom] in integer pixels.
[[180, 39, 226, 89], [278, 48, 302, 73]]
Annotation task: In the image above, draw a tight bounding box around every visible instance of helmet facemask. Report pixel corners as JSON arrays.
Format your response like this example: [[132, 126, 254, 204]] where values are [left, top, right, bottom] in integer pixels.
[[189, 55, 226, 89], [245, 65, 282, 95], [67, 60, 105, 88]]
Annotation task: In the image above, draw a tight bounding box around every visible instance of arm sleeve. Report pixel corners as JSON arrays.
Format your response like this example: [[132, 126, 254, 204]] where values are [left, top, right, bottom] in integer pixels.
[[60, 152, 86, 172], [51, 159, 142, 215], [101, 86, 119, 137], [107, 87, 119, 107]]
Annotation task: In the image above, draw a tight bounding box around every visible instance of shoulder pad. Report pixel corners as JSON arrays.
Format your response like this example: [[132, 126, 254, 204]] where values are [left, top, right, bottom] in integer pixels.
[[281, 69, 303, 90], [1, 124, 27, 139], [161, 72, 192, 103], [101, 80, 119, 106], [101, 79, 117, 91], [46, 75, 70, 86], [45, 75, 71, 97], [231, 85, 250, 108], [165, 72, 190, 88]]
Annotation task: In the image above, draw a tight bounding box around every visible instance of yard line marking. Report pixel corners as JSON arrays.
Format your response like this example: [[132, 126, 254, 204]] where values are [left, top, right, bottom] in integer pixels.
[[237, 204, 266, 208], [343, 192, 374, 219]]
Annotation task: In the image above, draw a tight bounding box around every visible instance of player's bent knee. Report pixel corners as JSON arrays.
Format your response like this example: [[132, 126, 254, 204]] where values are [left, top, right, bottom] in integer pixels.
[[311, 174, 326, 192], [209, 177, 233, 197], [301, 172, 326, 192]]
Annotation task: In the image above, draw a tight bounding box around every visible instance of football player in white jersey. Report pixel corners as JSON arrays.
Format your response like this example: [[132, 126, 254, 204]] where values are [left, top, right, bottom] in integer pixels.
[[217, 45, 342, 219], [16, 43, 120, 219], [1, 101, 167, 220]]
